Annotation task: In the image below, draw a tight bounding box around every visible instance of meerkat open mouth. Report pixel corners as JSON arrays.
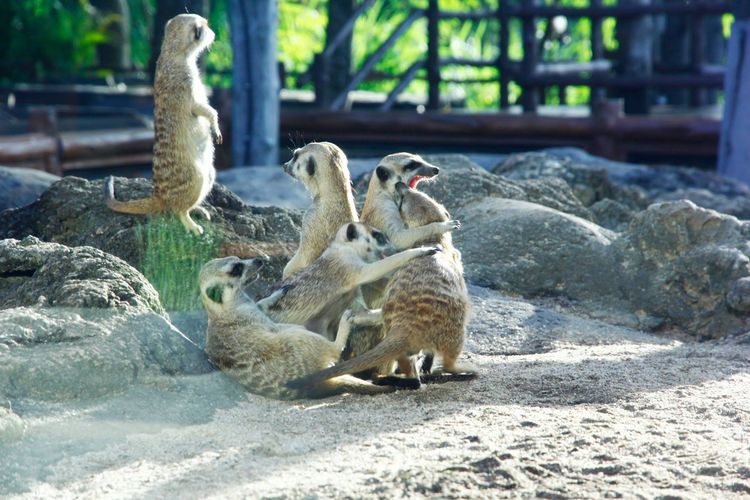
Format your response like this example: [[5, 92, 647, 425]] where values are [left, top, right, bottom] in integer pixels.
[[408, 176, 426, 189]]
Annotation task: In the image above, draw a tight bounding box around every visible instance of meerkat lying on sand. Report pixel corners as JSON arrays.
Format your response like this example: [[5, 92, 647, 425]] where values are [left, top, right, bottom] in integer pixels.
[[287, 183, 476, 391], [105, 14, 221, 235], [281, 142, 358, 279], [199, 256, 395, 399], [259, 222, 440, 341]]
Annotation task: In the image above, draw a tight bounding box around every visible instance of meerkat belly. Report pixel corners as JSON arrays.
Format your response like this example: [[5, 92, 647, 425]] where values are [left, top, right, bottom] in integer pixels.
[[382, 259, 468, 351]]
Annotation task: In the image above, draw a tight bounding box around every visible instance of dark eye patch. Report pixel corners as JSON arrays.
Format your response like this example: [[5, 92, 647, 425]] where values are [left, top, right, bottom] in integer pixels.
[[346, 223, 358, 241], [306, 157, 316, 176], [376, 166, 390, 182], [194, 25, 202, 41], [372, 231, 388, 246], [403, 160, 422, 171], [228, 262, 245, 277], [292, 151, 299, 162], [205, 284, 223, 304]]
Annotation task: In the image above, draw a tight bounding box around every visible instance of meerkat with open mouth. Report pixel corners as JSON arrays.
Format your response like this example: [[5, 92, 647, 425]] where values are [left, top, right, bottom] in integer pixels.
[[287, 182, 475, 391]]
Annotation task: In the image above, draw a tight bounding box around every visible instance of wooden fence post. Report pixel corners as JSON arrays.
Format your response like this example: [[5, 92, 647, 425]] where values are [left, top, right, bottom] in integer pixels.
[[28, 107, 61, 175], [229, 0, 280, 166], [718, 1, 750, 183], [617, 0, 653, 114], [427, 0, 441, 110], [521, 1, 540, 113]]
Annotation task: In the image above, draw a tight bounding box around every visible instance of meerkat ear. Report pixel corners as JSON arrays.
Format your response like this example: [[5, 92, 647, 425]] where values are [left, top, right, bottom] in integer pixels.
[[376, 166, 390, 182], [346, 223, 358, 241], [306, 157, 316, 176], [205, 284, 223, 304]]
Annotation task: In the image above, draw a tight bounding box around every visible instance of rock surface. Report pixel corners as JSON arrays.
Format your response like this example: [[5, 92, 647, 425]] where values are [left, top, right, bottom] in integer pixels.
[[0, 236, 163, 315], [0, 176, 302, 300], [0, 237, 211, 403], [0, 166, 59, 212], [457, 197, 750, 338]]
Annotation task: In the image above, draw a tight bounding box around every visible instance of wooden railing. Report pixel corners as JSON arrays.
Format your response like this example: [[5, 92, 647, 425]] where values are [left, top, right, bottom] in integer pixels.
[[311, 0, 734, 113]]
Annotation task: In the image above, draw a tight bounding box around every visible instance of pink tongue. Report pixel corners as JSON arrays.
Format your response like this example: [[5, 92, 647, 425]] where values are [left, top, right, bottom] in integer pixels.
[[408, 176, 423, 189]]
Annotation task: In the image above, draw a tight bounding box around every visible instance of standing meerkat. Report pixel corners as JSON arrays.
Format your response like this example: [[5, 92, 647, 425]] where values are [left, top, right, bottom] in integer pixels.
[[200, 256, 395, 399], [259, 222, 440, 340], [359, 152, 460, 309], [287, 183, 475, 391], [105, 14, 222, 235], [282, 142, 358, 279]]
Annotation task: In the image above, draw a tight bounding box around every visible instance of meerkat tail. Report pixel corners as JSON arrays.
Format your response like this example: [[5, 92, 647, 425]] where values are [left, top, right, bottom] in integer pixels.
[[104, 176, 160, 215], [287, 334, 409, 390], [307, 375, 396, 397]]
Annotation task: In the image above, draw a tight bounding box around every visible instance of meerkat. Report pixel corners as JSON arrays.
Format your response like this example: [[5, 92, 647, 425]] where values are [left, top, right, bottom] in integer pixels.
[[281, 142, 358, 279], [105, 13, 222, 235], [200, 256, 396, 399], [359, 152, 460, 310], [258, 222, 440, 340], [287, 183, 475, 391]]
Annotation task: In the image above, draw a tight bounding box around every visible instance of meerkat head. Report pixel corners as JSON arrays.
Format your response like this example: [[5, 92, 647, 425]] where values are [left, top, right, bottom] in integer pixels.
[[199, 256, 266, 315], [162, 14, 215, 58], [370, 153, 440, 198], [283, 142, 351, 199], [332, 222, 393, 262], [395, 182, 450, 227]]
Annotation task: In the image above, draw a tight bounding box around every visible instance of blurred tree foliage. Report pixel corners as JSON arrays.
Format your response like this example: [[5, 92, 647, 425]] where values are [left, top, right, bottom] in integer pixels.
[[0, 0, 110, 83], [0, 0, 735, 109]]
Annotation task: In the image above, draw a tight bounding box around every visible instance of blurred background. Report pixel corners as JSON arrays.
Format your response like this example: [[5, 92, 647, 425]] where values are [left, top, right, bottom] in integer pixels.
[[0, 1, 742, 177]]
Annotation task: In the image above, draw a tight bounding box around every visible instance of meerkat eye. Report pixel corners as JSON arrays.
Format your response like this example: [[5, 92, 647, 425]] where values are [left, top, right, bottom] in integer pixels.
[[376, 166, 390, 182], [205, 284, 223, 304], [228, 262, 245, 277], [194, 24, 203, 41], [403, 160, 421, 171], [372, 231, 388, 246], [346, 223, 358, 241], [306, 157, 316, 176]]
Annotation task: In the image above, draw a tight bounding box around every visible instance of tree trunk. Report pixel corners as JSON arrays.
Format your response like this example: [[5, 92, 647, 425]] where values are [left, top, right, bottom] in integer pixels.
[[229, 0, 280, 166], [91, 0, 131, 72], [148, 0, 209, 81], [617, 0, 653, 114], [324, 0, 355, 107], [718, 3, 750, 183]]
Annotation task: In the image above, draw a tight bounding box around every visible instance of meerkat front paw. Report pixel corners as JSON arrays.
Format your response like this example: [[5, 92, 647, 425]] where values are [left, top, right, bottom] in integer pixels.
[[212, 127, 223, 145], [421, 245, 442, 256]]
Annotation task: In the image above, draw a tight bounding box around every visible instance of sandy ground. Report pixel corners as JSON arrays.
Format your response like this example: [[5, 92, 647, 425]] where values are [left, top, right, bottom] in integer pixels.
[[2, 286, 749, 499]]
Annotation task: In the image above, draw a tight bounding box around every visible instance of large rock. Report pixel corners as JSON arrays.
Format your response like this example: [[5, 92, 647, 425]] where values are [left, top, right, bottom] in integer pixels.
[[0, 306, 211, 401], [0, 237, 211, 401], [0, 237, 163, 315], [0, 166, 59, 211], [614, 200, 750, 338], [0, 177, 302, 307], [454, 197, 621, 304], [454, 196, 750, 338]]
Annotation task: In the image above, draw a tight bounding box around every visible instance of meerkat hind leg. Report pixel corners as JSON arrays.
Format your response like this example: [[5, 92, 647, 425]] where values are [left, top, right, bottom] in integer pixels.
[[420, 355, 478, 384], [191, 205, 211, 221], [373, 356, 421, 390], [178, 212, 204, 235]]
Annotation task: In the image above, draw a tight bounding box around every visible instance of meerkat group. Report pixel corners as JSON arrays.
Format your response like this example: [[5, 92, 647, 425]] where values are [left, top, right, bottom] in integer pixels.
[[200, 143, 474, 398], [102, 14, 474, 400]]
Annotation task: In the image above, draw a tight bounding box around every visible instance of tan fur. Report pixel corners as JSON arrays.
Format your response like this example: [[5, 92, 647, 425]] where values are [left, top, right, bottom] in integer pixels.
[[259, 222, 439, 341], [287, 186, 473, 390], [105, 14, 221, 235], [360, 152, 459, 308], [200, 256, 393, 399], [282, 142, 358, 279]]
